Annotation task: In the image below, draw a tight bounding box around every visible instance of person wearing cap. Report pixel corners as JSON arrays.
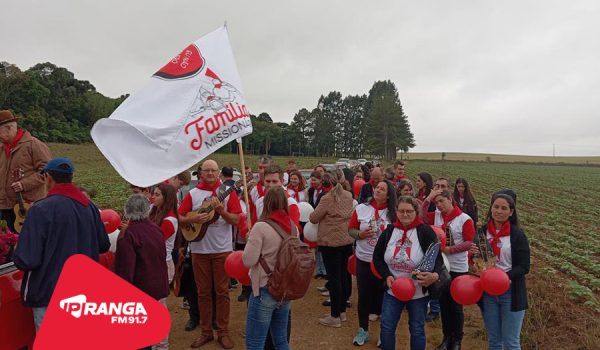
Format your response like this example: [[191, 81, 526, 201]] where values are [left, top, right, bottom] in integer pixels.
[[13, 157, 110, 332], [0, 110, 52, 232]]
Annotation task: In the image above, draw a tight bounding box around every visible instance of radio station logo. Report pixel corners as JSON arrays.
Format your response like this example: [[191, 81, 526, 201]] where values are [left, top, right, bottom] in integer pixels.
[[59, 294, 148, 324]]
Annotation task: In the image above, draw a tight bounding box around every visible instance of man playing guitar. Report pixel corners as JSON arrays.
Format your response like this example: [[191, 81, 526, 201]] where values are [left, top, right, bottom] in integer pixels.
[[178, 159, 241, 349]]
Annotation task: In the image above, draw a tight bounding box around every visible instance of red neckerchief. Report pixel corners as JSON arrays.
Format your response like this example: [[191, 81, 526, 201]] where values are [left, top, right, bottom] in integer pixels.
[[487, 221, 510, 257], [268, 209, 292, 234], [417, 189, 426, 201], [441, 205, 463, 231], [392, 217, 423, 257], [257, 181, 266, 198], [196, 180, 222, 196], [370, 200, 387, 220], [47, 183, 90, 206], [322, 185, 333, 194], [288, 185, 300, 202], [3, 129, 25, 157]]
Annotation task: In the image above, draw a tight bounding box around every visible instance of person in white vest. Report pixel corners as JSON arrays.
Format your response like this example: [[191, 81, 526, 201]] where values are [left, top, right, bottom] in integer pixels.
[[178, 159, 242, 349], [427, 190, 475, 350]]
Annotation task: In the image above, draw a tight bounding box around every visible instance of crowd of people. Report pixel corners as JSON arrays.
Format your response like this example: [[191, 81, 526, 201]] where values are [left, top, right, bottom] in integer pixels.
[[1, 109, 530, 350]]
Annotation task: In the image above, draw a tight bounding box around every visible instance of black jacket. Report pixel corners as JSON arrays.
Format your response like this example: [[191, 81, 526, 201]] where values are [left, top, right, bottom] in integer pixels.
[[373, 223, 445, 295], [307, 187, 326, 208], [498, 222, 530, 311]]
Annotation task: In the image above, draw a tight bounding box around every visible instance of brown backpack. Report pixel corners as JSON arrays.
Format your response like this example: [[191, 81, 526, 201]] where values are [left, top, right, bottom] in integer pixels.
[[259, 219, 316, 301]]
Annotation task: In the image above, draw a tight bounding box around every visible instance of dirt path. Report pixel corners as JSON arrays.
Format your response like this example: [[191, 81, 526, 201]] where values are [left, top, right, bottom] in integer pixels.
[[167, 278, 488, 349]]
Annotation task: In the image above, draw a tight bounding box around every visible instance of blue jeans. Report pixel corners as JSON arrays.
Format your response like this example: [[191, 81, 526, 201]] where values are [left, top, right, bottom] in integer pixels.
[[482, 290, 525, 350], [315, 249, 327, 276], [246, 288, 291, 350], [33, 307, 47, 333], [429, 299, 440, 313], [380, 292, 428, 350]]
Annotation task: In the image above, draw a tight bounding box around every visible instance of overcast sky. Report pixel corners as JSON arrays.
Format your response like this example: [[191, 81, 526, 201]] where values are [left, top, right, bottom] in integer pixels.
[[2, 0, 599, 156]]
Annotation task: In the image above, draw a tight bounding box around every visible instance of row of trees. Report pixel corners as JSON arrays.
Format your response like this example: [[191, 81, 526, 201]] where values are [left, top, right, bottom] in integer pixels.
[[0, 62, 127, 143], [239, 80, 415, 160], [1, 62, 415, 160]]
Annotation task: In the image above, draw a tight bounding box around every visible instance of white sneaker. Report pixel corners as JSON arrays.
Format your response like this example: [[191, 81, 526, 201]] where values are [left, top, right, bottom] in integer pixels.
[[340, 312, 347, 322], [321, 291, 330, 297], [319, 315, 341, 328], [368, 314, 379, 321]]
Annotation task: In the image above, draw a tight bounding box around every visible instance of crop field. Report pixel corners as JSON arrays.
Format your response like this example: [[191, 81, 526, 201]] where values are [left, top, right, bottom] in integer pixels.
[[49, 143, 600, 349]]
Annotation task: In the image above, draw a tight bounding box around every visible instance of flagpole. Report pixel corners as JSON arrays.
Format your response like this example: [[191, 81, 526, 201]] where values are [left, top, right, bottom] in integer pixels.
[[236, 138, 252, 230]]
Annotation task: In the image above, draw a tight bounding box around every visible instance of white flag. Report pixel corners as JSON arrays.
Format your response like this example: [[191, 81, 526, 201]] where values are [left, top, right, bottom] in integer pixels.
[[91, 26, 253, 187]]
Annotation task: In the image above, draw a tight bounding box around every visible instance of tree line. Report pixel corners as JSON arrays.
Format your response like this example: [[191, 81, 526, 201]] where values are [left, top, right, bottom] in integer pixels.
[[1, 62, 415, 160]]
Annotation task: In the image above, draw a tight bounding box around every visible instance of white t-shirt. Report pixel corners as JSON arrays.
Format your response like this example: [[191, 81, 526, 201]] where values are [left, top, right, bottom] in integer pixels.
[[487, 231, 512, 272], [433, 210, 472, 273], [352, 203, 391, 263], [384, 227, 426, 300]]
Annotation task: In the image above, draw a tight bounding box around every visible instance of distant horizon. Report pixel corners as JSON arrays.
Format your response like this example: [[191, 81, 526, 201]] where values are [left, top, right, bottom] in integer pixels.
[[403, 150, 600, 158]]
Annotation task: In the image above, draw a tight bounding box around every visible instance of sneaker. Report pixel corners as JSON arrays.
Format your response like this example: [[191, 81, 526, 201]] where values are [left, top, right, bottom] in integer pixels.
[[346, 300, 352, 308], [376, 338, 381, 348], [321, 291, 330, 297], [322, 299, 331, 306], [181, 298, 190, 310], [319, 315, 341, 328], [316, 286, 328, 292], [368, 314, 379, 322], [340, 312, 347, 322], [237, 293, 247, 302], [353, 327, 369, 346]]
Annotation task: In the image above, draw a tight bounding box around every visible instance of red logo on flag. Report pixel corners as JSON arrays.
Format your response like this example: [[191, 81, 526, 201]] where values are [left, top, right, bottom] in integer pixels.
[[34, 254, 171, 349], [154, 44, 205, 80]]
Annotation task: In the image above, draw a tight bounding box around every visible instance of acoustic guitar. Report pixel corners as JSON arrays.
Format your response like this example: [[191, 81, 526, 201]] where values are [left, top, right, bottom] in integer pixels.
[[181, 180, 247, 242], [12, 168, 31, 233]]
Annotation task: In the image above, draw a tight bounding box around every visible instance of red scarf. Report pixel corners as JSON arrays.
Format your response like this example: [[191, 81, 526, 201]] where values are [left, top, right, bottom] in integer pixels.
[[47, 183, 90, 206], [441, 205, 463, 231], [417, 189, 426, 201], [487, 221, 510, 257], [392, 216, 423, 257], [371, 200, 388, 232], [322, 185, 333, 193], [268, 209, 292, 234], [196, 180, 222, 196], [256, 181, 266, 198], [3, 129, 25, 157], [287, 184, 302, 202]]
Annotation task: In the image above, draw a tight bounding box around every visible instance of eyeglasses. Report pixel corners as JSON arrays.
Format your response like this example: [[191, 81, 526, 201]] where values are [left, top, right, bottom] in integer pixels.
[[397, 209, 416, 215]]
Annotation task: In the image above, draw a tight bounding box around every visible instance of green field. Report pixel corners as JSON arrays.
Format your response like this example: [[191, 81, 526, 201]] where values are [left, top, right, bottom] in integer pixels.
[[50, 143, 600, 349], [404, 151, 600, 165]]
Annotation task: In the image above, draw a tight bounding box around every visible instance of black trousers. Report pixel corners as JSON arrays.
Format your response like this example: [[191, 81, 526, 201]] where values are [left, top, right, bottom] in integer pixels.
[[356, 258, 384, 330], [440, 271, 468, 341], [0, 209, 16, 232], [320, 245, 353, 317]]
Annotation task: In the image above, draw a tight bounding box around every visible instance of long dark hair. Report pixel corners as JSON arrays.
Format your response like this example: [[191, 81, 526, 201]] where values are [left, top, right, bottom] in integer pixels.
[[289, 170, 306, 191], [486, 193, 519, 229], [149, 183, 179, 225], [417, 172, 433, 196], [376, 180, 398, 223], [453, 177, 477, 210]]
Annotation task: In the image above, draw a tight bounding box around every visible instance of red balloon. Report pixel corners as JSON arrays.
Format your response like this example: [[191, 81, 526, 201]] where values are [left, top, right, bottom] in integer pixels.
[[450, 275, 483, 305], [431, 225, 446, 248], [100, 209, 121, 233], [391, 277, 416, 301], [353, 179, 365, 199], [238, 272, 251, 286], [224, 251, 250, 283], [347, 255, 357, 276], [370, 261, 382, 279], [480, 267, 510, 296]]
